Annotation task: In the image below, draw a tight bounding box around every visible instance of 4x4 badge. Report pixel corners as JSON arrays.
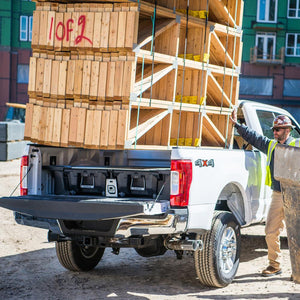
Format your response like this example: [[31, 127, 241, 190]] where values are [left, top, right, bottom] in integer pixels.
[[195, 159, 214, 168]]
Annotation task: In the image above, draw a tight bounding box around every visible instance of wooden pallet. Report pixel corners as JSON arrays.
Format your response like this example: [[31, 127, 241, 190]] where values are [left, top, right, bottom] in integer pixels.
[[25, 0, 244, 149]]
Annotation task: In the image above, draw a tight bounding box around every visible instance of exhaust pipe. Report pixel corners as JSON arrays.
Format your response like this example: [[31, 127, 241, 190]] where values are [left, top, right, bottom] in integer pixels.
[[165, 239, 203, 251]]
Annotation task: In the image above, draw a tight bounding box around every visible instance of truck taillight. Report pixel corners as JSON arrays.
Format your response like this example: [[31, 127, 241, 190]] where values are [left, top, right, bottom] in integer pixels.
[[20, 155, 29, 196], [170, 160, 193, 207]]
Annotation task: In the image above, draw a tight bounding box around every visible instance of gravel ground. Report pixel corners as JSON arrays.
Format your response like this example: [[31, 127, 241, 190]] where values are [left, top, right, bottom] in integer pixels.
[[0, 159, 299, 300]]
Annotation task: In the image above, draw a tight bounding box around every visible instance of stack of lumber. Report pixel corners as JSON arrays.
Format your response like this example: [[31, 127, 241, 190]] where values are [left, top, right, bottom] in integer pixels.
[[25, 0, 244, 149]]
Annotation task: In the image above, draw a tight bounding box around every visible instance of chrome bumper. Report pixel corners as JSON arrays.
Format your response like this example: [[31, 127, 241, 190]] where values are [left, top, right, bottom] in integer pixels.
[[115, 209, 188, 238]]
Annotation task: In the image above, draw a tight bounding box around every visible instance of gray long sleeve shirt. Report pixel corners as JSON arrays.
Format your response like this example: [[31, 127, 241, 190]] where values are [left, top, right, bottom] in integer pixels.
[[235, 123, 294, 192]]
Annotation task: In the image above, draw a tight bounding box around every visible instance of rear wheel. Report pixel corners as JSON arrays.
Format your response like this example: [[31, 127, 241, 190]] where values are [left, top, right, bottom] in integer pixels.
[[194, 211, 241, 287], [56, 240, 105, 271]]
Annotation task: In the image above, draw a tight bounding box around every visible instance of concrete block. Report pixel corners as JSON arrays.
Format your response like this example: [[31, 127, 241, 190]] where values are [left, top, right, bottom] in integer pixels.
[[0, 141, 29, 161], [0, 121, 25, 142]]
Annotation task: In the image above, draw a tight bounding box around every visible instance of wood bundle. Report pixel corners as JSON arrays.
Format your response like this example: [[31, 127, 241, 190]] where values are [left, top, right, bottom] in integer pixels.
[[28, 54, 135, 102], [25, 0, 244, 149]]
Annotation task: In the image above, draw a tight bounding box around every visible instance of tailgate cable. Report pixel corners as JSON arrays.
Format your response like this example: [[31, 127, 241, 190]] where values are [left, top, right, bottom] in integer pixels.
[[149, 183, 166, 211], [9, 163, 33, 197]]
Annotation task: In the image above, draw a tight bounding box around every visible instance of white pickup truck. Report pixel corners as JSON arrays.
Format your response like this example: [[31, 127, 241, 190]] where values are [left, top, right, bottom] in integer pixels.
[[1, 100, 299, 287]]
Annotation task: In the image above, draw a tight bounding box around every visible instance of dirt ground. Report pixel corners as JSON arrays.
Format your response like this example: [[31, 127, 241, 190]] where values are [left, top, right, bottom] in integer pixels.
[[0, 159, 299, 300]]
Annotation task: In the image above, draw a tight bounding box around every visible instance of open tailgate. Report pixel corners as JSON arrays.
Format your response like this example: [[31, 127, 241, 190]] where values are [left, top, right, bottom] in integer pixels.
[[0, 195, 169, 220]]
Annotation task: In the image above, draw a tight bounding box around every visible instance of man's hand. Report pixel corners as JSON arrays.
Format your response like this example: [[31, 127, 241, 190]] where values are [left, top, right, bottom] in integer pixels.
[[230, 108, 237, 125]]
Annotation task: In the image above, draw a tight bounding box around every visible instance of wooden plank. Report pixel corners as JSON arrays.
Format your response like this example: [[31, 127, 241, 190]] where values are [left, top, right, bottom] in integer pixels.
[[100, 12, 110, 51], [62, 12, 72, 50], [28, 57, 37, 97], [122, 60, 135, 100], [191, 70, 199, 101], [179, 112, 187, 145], [70, 12, 79, 50], [31, 105, 41, 142], [54, 12, 64, 51], [106, 62, 116, 99], [31, 11, 40, 49], [39, 11, 48, 49], [90, 61, 100, 100], [137, 19, 176, 50], [58, 60, 67, 99], [45, 107, 55, 144], [74, 60, 84, 98], [81, 60, 92, 98], [93, 12, 102, 49], [185, 112, 194, 145], [68, 107, 79, 145], [77, 108, 87, 146], [50, 60, 60, 99], [84, 12, 95, 49], [60, 108, 70, 147], [84, 109, 94, 146], [66, 60, 76, 98], [114, 61, 124, 98], [24, 103, 34, 139], [125, 11, 138, 49], [43, 59, 52, 98], [108, 109, 119, 148], [38, 106, 48, 142], [91, 109, 102, 148], [100, 110, 110, 147], [109, 12, 119, 50], [35, 58, 45, 97], [116, 109, 128, 148], [46, 11, 55, 49], [117, 11, 127, 49], [52, 108, 62, 146], [170, 111, 179, 145], [183, 69, 192, 98], [207, 73, 230, 107], [97, 61, 108, 100], [202, 114, 226, 146]]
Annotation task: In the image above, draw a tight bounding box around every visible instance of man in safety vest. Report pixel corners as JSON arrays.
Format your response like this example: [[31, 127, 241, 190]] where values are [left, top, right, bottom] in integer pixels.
[[231, 112, 299, 277]]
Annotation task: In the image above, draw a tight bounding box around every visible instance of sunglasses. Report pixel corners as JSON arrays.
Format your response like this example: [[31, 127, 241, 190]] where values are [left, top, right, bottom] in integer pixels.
[[272, 128, 289, 132]]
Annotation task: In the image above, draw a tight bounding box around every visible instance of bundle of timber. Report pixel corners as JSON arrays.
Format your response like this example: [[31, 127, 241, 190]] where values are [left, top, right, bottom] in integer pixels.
[[25, 0, 244, 149]]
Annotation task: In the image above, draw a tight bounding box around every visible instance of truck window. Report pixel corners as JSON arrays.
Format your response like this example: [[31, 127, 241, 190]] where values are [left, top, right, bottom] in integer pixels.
[[257, 110, 300, 139]]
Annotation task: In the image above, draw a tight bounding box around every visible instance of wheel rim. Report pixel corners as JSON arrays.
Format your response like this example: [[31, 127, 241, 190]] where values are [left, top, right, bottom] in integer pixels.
[[79, 246, 99, 259], [219, 227, 237, 274]]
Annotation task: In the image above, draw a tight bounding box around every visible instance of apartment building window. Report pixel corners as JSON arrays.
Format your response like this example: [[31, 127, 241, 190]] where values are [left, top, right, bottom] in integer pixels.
[[256, 33, 276, 59], [284, 79, 300, 96], [239, 77, 273, 96], [288, 0, 300, 17], [286, 33, 300, 56], [257, 0, 278, 22], [17, 65, 29, 84], [20, 16, 32, 41]]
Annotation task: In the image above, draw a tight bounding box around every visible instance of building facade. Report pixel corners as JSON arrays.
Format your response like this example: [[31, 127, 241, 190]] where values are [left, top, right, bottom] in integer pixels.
[[0, 0, 35, 121], [240, 0, 300, 122]]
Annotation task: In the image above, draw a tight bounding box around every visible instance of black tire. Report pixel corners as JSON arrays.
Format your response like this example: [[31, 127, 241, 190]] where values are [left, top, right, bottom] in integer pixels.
[[56, 240, 105, 271], [194, 211, 241, 287]]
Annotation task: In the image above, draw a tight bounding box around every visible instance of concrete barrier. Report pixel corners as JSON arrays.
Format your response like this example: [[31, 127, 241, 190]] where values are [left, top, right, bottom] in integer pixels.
[[0, 121, 28, 161], [274, 144, 300, 284]]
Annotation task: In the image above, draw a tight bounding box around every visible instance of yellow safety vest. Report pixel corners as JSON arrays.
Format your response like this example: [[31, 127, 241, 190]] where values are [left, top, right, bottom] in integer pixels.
[[265, 138, 300, 186]]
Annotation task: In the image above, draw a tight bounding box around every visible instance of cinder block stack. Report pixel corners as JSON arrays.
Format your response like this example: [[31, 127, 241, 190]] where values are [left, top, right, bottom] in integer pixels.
[[25, 0, 244, 149]]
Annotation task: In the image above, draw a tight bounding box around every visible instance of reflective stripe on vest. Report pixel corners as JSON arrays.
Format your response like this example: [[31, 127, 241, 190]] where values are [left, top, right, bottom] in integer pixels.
[[265, 140, 278, 187], [265, 138, 300, 187], [289, 138, 300, 147]]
